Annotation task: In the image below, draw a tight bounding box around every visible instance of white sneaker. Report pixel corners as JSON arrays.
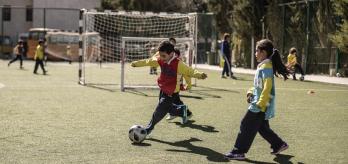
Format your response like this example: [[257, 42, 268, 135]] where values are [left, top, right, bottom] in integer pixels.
[[166, 115, 177, 120]]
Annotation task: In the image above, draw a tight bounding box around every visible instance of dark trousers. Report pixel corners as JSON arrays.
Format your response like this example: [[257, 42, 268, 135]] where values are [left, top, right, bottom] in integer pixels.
[[292, 63, 304, 79], [33, 59, 46, 73], [233, 111, 285, 154], [9, 55, 23, 67], [222, 56, 232, 76], [146, 91, 184, 132]]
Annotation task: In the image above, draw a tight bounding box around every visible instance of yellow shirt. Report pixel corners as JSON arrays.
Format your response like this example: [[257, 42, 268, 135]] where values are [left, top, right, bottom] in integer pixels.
[[131, 56, 205, 93], [287, 53, 297, 66], [34, 45, 44, 60]]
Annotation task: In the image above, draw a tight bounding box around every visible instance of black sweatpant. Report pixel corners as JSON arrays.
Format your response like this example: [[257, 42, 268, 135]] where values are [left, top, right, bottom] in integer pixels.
[[233, 111, 285, 154], [222, 55, 232, 76], [9, 55, 23, 67], [33, 59, 46, 74], [146, 91, 184, 132], [292, 63, 304, 79]]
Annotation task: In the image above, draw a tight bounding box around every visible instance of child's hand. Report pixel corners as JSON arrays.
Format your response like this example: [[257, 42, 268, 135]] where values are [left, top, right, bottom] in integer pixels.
[[247, 93, 253, 103]]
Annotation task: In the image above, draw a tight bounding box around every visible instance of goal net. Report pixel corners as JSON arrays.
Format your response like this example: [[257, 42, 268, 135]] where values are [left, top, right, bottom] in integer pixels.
[[79, 10, 197, 91]]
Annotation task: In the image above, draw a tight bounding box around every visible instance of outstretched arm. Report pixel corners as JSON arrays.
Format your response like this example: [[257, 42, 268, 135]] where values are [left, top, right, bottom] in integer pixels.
[[131, 56, 159, 68], [177, 61, 207, 79]]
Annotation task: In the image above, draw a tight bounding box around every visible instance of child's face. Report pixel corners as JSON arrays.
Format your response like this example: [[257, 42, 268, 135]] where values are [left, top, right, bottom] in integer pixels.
[[159, 51, 174, 62], [255, 48, 267, 62]]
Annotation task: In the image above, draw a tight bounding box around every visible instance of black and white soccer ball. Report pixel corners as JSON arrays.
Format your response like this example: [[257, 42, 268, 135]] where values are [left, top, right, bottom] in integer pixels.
[[128, 125, 147, 143]]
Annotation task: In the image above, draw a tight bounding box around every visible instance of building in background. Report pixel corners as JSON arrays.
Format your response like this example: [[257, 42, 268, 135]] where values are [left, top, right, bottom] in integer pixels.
[[0, 0, 100, 55]]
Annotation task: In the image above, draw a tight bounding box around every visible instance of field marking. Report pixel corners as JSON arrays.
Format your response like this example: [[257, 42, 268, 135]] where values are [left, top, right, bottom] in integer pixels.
[[0, 83, 4, 89]]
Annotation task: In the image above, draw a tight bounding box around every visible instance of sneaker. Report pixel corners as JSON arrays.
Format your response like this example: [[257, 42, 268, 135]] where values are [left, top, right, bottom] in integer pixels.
[[166, 114, 177, 120], [224, 152, 245, 160], [181, 105, 188, 124], [145, 129, 152, 138], [271, 143, 288, 155]]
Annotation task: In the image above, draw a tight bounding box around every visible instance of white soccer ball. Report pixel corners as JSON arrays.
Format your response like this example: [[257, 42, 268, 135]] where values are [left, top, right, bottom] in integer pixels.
[[128, 125, 147, 143], [336, 73, 341, 77]]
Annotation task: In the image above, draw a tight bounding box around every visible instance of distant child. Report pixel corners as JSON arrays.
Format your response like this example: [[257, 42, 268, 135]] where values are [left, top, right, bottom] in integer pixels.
[[287, 47, 305, 81], [224, 39, 289, 160], [66, 45, 72, 64], [131, 41, 207, 135], [221, 33, 235, 79], [33, 40, 47, 75], [8, 40, 24, 69]]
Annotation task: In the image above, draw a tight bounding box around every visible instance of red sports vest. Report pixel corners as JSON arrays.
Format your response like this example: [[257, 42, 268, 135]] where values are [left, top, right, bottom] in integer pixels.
[[157, 58, 179, 95]]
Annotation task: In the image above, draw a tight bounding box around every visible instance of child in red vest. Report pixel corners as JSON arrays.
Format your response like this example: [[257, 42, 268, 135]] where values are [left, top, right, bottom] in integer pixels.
[[131, 41, 207, 135]]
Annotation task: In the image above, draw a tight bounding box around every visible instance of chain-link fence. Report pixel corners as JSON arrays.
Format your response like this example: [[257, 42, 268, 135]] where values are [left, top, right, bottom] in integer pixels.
[[271, 1, 347, 76]]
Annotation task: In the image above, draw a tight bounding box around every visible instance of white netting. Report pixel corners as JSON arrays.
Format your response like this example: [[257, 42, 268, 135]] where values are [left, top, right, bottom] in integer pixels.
[[81, 10, 197, 89]]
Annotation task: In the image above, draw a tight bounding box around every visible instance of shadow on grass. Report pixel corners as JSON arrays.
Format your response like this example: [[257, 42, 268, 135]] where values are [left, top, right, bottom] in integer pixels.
[[234, 77, 253, 82], [170, 120, 219, 133], [85, 83, 118, 92], [148, 137, 228, 162], [273, 154, 295, 164], [242, 158, 276, 164], [193, 85, 240, 93], [131, 142, 151, 146]]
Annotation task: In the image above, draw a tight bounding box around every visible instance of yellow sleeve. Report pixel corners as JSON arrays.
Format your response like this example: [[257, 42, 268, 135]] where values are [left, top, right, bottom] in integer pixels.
[[177, 60, 205, 79], [183, 75, 192, 90], [256, 78, 272, 112], [131, 56, 159, 67], [288, 54, 296, 65], [34, 46, 39, 60]]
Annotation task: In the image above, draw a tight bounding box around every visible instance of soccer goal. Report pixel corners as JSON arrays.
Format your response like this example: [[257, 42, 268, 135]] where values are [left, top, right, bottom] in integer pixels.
[[78, 9, 197, 91]]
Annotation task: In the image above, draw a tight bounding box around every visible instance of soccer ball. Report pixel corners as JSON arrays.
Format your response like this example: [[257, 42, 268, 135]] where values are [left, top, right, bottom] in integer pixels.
[[128, 125, 147, 143]]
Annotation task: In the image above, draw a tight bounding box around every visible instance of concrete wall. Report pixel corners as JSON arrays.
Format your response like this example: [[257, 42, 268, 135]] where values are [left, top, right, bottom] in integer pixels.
[[0, 0, 100, 45], [33, 0, 100, 31], [0, 0, 33, 44]]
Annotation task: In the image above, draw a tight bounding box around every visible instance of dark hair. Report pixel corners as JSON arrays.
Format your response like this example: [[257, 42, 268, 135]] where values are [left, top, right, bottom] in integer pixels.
[[38, 39, 44, 44], [18, 40, 23, 44], [289, 47, 297, 54], [256, 39, 289, 80], [174, 48, 180, 57], [168, 37, 176, 44], [223, 33, 230, 40], [158, 41, 174, 54]]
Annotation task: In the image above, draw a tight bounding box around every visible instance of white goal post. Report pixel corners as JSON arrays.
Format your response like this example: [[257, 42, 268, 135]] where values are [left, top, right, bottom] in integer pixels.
[[121, 37, 195, 91], [78, 9, 198, 91]]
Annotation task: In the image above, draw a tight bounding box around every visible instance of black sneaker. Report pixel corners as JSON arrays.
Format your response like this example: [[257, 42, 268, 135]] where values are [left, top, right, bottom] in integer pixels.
[[271, 142, 289, 155], [224, 152, 245, 160]]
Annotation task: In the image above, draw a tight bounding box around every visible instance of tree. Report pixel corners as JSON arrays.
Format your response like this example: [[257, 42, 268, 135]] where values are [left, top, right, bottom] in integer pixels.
[[330, 0, 348, 53]]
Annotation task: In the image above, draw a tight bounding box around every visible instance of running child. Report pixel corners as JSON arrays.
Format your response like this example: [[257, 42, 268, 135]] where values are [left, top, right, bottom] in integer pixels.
[[224, 39, 289, 160], [131, 41, 207, 135]]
